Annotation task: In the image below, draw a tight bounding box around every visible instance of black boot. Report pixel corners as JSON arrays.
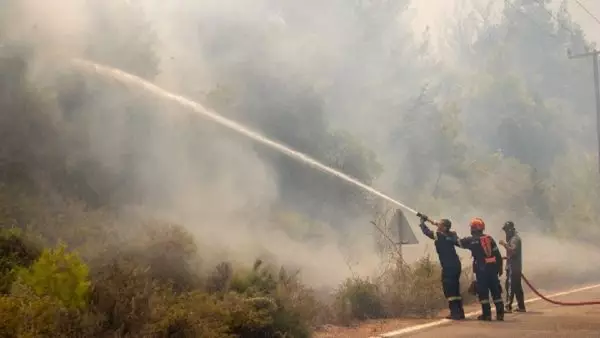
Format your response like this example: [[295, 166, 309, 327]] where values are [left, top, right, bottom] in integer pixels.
[[516, 294, 526, 312], [495, 301, 505, 321], [505, 291, 512, 313], [458, 300, 466, 319], [478, 303, 492, 321], [445, 301, 463, 320], [444, 301, 453, 319]]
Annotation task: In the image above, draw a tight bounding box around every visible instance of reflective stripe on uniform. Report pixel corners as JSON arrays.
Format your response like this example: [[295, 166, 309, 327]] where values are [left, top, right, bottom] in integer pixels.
[[447, 296, 462, 301], [493, 298, 503, 303], [480, 299, 490, 304], [484, 256, 496, 263]]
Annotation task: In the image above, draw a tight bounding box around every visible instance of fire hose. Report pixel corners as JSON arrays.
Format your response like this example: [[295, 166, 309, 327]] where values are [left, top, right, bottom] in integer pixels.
[[516, 262, 600, 306], [415, 212, 600, 306], [463, 259, 600, 306], [465, 257, 600, 306]]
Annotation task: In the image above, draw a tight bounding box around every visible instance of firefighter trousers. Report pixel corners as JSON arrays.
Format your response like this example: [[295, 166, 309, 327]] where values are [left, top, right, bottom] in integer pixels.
[[505, 267, 525, 311], [442, 267, 464, 319], [476, 269, 504, 319]]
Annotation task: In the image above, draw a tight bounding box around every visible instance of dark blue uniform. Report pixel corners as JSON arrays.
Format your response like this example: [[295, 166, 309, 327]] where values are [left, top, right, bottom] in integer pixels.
[[420, 221, 465, 319], [458, 234, 504, 320]]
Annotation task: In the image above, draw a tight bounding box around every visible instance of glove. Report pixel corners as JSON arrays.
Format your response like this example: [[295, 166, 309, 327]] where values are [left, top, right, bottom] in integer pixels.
[[468, 281, 477, 296], [416, 212, 429, 223]]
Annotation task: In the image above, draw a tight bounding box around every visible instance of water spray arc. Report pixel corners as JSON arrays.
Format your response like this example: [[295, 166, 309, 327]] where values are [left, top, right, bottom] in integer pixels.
[[71, 58, 600, 308], [70, 58, 420, 215]]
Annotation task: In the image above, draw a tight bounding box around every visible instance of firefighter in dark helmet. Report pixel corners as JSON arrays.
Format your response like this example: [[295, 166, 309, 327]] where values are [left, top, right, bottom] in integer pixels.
[[500, 220, 526, 313], [417, 213, 465, 320], [457, 217, 505, 321]]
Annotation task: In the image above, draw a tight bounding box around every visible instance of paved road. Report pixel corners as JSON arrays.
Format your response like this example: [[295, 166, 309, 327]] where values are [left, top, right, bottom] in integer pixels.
[[386, 286, 600, 338]]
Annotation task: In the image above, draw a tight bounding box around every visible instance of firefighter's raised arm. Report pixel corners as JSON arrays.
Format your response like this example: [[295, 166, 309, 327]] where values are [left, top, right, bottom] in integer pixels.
[[418, 214, 435, 240]]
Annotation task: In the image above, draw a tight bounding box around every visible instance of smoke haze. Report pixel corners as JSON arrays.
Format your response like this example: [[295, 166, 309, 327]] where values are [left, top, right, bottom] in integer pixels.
[[2, 0, 600, 288]]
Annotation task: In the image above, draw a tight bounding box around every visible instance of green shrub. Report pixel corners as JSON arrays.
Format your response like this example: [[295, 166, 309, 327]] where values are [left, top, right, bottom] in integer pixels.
[[16, 243, 90, 310]]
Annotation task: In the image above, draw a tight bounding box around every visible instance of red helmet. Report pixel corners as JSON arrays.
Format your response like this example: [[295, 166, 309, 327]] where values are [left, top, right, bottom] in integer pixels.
[[470, 217, 485, 231]]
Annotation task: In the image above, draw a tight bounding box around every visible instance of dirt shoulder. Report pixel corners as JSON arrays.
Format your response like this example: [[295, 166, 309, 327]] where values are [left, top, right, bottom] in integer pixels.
[[313, 302, 482, 338]]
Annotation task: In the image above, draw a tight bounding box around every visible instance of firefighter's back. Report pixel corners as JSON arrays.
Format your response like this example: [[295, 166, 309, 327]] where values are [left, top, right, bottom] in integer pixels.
[[434, 230, 461, 269]]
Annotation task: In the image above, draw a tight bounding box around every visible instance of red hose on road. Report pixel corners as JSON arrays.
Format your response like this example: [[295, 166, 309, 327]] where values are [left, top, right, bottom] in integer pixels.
[[498, 257, 600, 306], [520, 273, 600, 306]]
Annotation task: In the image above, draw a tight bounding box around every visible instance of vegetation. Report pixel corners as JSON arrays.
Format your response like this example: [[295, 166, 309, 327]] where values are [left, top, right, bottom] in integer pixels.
[[0, 223, 462, 337], [0, 0, 599, 337]]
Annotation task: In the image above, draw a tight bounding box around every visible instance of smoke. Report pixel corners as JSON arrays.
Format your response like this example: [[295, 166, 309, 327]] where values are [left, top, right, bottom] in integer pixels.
[[2, 0, 90, 54], [3, 0, 600, 290], [0, 0, 416, 288]]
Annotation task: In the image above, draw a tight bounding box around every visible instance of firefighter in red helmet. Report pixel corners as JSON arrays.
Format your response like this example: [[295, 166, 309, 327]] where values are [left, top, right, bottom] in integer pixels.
[[457, 217, 505, 321]]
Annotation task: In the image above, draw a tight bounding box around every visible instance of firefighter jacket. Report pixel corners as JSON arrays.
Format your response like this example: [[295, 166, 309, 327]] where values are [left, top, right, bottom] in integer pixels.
[[505, 233, 523, 271], [419, 223, 461, 270], [457, 234, 503, 274]]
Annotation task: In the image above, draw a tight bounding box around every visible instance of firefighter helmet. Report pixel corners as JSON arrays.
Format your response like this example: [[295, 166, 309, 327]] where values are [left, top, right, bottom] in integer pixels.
[[470, 217, 485, 231]]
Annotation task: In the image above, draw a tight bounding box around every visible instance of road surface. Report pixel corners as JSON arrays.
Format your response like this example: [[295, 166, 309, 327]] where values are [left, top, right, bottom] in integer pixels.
[[379, 284, 600, 338]]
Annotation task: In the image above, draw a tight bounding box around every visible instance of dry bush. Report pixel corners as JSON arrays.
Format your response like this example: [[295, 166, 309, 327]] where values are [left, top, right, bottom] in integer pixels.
[[0, 291, 86, 338], [226, 259, 318, 338], [0, 211, 323, 338], [329, 255, 448, 325], [90, 221, 202, 293], [332, 277, 385, 325], [377, 256, 445, 318], [145, 291, 232, 338]]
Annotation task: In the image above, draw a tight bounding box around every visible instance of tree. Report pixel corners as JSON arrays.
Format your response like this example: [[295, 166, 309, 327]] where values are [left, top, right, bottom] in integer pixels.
[[17, 244, 90, 310]]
